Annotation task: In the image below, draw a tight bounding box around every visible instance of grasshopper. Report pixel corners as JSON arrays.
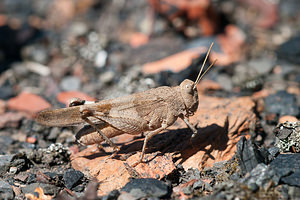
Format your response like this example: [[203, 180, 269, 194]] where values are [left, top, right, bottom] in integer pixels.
[[36, 43, 216, 166]]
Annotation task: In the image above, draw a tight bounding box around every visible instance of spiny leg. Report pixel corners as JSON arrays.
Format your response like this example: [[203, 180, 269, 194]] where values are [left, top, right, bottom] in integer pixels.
[[80, 108, 120, 154], [180, 116, 198, 146], [180, 116, 197, 137], [132, 124, 168, 167]]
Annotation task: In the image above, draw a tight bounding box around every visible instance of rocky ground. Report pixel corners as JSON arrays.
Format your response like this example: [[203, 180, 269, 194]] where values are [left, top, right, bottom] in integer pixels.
[[0, 0, 300, 199]]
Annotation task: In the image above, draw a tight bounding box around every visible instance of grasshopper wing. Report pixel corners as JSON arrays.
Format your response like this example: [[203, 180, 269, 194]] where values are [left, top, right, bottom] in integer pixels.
[[36, 106, 85, 126], [87, 89, 169, 134]]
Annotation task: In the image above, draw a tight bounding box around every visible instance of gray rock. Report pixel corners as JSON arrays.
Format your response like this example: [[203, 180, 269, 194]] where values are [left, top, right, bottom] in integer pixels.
[[0, 155, 14, 176], [270, 154, 300, 187], [0, 180, 14, 200], [241, 163, 280, 190], [121, 178, 170, 199], [277, 35, 300, 65], [248, 58, 274, 75], [216, 74, 233, 91], [236, 136, 270, 175], [273, 121, 300, 153], [265, 91, 299, 118]]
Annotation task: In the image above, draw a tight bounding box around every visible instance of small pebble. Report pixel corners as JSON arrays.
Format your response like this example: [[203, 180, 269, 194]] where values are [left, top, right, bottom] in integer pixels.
[[26, 136, 37, 144], [94, 50, 108, 68], [9, 167, 18, 174]]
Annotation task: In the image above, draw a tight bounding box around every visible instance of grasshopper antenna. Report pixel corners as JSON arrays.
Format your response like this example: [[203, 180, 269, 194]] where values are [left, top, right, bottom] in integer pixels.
[[193, 42, 215, 90], [197, 59, 217, 83]]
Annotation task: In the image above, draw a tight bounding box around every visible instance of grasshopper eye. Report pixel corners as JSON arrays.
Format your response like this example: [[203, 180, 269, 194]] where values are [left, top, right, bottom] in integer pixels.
[[185, 83, 193, 94]]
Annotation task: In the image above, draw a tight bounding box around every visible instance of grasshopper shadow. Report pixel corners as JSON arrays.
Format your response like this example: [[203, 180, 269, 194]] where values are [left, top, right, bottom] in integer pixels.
[[117, 119, 230, 164], [80, 120, 230, 164]]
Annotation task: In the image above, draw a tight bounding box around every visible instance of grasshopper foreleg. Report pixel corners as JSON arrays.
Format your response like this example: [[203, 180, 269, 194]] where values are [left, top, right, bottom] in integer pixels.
[[180, 116, 198, 137]]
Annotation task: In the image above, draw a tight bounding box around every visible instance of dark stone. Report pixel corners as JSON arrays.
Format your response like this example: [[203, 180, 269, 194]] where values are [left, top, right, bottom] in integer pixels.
[[193, 180, 204, 190], [270, 154, 300, 187], [0, 180, 14, 199], [72, 184, 85, 192], [102, 190, 120, 200], [63, 169, 84, 189], [248, 182, 259, 192], [241, 163, 280, 190], [236, 137, 270, 175], [11, 158, 26, 172], [277, 35, 300, 65], [43, 172, 58, 180], [0, 82, 14, 100], [0, 155, 14, 176], [0, 136, 13, 154], [121, 178, 171, 199], [264, 91, 299, 118], [267, 147, 280, 161], [274, 127, 293, 140], [26, 173, 36, 184]]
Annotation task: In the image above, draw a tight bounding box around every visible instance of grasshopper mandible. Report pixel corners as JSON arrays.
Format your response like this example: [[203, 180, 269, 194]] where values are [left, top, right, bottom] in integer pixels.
[[36, 43, 216, 166]]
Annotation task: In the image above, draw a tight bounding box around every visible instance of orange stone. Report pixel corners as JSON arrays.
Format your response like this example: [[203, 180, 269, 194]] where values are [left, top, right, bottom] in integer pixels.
[[129, 32, 149, 48], [8, 92, 51, 115], [26, 136, 37, 144], [212, 25, 245, 66], [142, 47, 206, 74], [279, 115, 298, 124]]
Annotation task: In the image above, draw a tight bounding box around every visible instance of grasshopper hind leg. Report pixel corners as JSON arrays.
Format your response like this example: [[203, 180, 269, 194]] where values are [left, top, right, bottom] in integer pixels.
[[79, 108, 120, 154]]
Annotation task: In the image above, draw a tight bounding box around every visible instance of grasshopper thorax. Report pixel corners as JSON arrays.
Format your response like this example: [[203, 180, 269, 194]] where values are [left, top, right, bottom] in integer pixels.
[[180, 79, 199, 116]]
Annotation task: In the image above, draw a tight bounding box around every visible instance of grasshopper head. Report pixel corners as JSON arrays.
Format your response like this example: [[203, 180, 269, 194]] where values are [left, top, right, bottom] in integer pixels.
[[180, 79, 199, 116]]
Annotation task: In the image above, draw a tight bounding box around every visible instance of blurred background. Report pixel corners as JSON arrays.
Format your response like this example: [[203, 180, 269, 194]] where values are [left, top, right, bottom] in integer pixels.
[[0, 0, 300, 198], [0, 0, 299, 101]]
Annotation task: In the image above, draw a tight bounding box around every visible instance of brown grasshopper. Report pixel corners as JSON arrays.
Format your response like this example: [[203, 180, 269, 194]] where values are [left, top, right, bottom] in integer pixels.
[[36, 43, 216, 166]]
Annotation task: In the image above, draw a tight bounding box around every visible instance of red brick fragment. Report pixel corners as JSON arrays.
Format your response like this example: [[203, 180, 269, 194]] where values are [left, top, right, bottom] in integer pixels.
[[8, 92, 51, 115]]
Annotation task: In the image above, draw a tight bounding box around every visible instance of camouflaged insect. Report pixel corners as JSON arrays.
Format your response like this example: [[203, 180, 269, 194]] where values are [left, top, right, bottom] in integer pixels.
[[37, 43, 216, 166], [273, 121, 300, 153]]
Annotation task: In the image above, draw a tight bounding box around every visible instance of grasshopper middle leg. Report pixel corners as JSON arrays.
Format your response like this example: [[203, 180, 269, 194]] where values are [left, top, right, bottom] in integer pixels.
[[132, 123, 168, 167]]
